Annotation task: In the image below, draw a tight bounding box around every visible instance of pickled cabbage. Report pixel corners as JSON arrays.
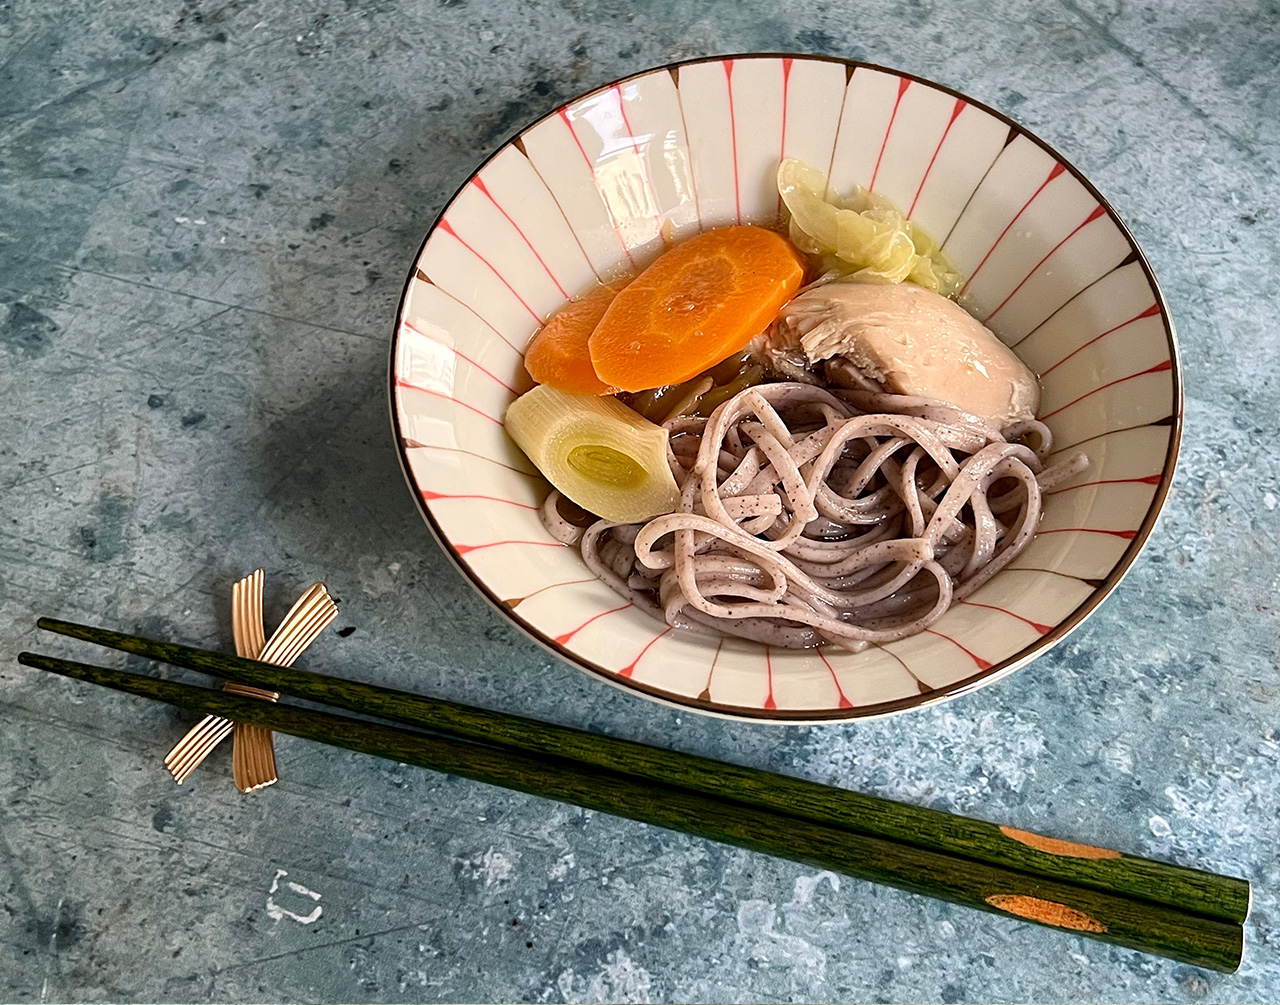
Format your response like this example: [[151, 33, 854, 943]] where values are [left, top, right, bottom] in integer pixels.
[[777, 159, 962, 297]]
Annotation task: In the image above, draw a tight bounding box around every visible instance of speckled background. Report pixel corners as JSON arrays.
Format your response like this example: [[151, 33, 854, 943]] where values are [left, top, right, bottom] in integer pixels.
[[2, 1, 1278, 1002]]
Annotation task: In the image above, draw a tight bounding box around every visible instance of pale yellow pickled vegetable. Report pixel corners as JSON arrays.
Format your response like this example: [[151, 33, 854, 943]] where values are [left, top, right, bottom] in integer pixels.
[[505, 385, 680, 523], [777, 159, 962, 296]]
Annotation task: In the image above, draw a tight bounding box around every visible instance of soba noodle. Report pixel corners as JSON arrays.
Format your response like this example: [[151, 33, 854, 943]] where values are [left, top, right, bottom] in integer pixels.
[[541, 381, 1088, 652]]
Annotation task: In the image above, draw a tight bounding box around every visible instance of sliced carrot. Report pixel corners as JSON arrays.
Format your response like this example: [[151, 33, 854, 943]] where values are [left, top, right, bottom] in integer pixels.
[[523, 280, 630, 395], [588, 226, 805, 392]]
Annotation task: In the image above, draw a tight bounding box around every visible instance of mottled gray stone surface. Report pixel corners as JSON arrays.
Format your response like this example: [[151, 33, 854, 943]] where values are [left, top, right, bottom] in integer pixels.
[[2, 1, 1278, 1002]]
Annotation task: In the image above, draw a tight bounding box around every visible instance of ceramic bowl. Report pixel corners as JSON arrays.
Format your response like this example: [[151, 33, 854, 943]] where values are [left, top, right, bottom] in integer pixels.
[[389, 55, 1181, 722]]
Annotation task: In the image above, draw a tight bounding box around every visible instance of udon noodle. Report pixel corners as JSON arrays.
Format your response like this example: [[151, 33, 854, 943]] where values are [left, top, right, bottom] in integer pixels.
[[541, 381, 1088, 651]]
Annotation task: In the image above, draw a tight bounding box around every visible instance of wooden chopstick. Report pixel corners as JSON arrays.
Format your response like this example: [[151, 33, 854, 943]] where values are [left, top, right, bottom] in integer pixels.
[[15, 649, 1245, 972], [33, 617, 1251, 928]]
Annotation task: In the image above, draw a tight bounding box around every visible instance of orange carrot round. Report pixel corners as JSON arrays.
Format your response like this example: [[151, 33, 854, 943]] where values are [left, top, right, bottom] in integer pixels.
[[588, 226, 805, 392], [524, 280, 629, 395]]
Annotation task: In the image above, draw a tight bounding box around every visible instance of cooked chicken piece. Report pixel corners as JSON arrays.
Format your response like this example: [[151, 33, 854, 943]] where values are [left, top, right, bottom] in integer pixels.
[[765, 281, 1040, 427]]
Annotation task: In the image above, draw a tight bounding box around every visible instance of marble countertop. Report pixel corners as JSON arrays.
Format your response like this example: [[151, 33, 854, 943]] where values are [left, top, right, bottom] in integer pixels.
[[2, 1, 1277, 1002]]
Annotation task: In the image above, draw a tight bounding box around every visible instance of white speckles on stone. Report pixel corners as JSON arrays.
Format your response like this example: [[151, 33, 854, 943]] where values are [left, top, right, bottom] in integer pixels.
[[1151, 764, 1258, 872], [737, 899, 776, 934], [725, 872, 851, 994], [479, 847, 514, 886], [550, 851, 575, 881], [790, 871, 839, 907], [265, 868, 323, 924], [1149, 815, 1172, 837], [1100, 739, 1135, 774], [355, 554, 415, 598], [457, 847, 515, 887], [554, 949, 652, 1004], [735, 898, 828, 985], [803, 710, 1046, 811], [1264, 491, 1277, 511]]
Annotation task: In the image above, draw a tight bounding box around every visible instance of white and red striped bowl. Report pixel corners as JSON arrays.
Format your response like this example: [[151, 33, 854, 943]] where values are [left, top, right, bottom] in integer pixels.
[[390, 56, 1181, 722]]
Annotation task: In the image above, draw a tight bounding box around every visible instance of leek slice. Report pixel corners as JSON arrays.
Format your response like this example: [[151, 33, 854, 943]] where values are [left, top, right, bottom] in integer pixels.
[[777, 159, 962, 297], [505, 385, 680, 523]]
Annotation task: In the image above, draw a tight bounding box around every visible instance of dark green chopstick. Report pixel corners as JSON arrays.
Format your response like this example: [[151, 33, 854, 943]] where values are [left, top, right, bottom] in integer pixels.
[[34, 617, 1251, 927], [17, 650, 1244, 972]]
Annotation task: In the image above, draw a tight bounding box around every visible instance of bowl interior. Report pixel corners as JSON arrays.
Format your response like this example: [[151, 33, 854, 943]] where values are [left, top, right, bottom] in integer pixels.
[[391, 56, 1179, 721]]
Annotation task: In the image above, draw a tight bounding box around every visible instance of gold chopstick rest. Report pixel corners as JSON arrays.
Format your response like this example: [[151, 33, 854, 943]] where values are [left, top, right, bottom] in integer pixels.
[[162, 571, 338, 791]]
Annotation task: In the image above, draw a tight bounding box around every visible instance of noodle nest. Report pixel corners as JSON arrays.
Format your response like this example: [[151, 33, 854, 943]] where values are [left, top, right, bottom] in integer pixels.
[[542, 382, 1087, 652]]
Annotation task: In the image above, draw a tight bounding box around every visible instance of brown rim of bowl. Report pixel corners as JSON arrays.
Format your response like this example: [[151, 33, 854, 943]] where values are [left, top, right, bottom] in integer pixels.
[[387, 53, 1183, 723]]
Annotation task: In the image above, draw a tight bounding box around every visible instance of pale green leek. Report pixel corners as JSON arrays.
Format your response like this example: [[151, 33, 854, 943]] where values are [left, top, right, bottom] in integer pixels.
[[505, 385, 680, 523]]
